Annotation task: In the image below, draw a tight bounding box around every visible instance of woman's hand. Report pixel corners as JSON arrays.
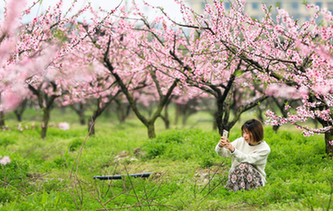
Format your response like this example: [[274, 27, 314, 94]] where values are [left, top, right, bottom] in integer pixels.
[[218, 138, 225, 148], [219, 137, 235, 152]]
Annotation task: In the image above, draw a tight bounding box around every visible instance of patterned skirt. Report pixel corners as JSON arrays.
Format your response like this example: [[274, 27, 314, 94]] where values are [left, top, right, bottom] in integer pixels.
[[225, 162, 263, 191]]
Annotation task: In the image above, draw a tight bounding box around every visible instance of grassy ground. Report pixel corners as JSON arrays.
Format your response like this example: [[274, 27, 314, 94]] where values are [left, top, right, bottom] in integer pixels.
[[0, 107, 332, 210]]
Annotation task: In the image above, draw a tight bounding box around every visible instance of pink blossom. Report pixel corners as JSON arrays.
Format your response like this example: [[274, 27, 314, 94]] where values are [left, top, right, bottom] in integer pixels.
[[329, 141, 333, 146], [1, 90, 24, 112], [0, 36, 16, 54], [3, 0, 27, 34], [312, 85, 330, 95], [316, 47, 332, 60], [0, 156, 11, 165], [58, 122, 70, 130]]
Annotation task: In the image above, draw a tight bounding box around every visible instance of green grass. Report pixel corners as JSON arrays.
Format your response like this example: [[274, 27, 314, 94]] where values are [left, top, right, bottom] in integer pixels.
[[0, 108, 331, 210]]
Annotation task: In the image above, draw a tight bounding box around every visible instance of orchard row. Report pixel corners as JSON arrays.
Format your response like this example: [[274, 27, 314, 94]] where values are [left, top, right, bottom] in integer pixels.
[[0, 0, 332, 154]]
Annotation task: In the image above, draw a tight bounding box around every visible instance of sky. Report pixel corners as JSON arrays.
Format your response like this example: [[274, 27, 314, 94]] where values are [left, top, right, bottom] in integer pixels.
[[0, 0, 188, 24]]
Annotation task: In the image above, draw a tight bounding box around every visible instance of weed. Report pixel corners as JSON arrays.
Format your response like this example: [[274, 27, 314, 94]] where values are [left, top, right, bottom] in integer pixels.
[[68, 138, 83, 152]]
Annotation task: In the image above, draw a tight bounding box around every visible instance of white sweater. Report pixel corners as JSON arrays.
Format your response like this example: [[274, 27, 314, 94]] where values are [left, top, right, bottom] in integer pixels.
[[215, 137, 271, 185]]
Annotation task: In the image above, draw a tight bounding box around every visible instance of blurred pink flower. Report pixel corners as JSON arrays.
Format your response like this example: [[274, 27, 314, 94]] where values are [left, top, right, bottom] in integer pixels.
[[3, 0, 27, 34], [0, 156, 11, 165], [58, 122, 70, 130], [1, 90, 23, 112], [312, 85, 330, 95]]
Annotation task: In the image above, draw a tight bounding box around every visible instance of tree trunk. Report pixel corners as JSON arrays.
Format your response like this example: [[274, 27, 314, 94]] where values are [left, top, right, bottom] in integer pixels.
[[272, 125, 280, 133], [104, 103, 111, 118], [28, 83, 59, 139], [271, 98, 288, 133], [41, 108, 50, 139], [0, 111, 5, 129], [14, 99, 28, 122], [78, 103, 86, 125], [313, 119, 318, 129], [316, 115, 333, 156], [0, 92, 4, 128], [212, 114, 218, 131], [87, 93, 121, 135], [163, 98, 171, 129], [160, 111, 170, 129], [147, 122, 156, 139], [175, 103, 181, 125], [325, 129, 333, 156], [256, 105, 264, 123], [79, 112, 85, 125], [16, 113, 22, 122], [164, 114, 170, 129], [215, 100, 225, 136], [71, 103, 86, 125], [104, 55, 177, 139], [215, 94, 269, 136], [182, 113, 189, 126], [116, 100, 126, 124]]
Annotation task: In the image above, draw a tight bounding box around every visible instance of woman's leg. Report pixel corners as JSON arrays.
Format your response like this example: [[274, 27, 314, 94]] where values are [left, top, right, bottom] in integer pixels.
[[225, 162, 263, 191]]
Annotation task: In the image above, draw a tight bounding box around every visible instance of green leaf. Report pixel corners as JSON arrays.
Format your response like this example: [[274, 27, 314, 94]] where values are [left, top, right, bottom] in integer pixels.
[[54, 193, 60, 207], [233, 70, 245, 77], [10, 197, 17, 211], [41, 190, 47, 205]]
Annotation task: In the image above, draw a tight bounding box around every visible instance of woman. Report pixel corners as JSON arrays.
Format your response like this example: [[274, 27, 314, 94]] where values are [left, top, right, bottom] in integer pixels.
[[215, 119, 271, 191]]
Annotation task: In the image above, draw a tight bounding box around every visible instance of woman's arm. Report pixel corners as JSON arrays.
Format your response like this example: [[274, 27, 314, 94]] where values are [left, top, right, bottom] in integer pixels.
[[222, 138, 270, 165], [215, 138, 241, 158], [215, 143, 232, 157], [232, 147, 270, 165]]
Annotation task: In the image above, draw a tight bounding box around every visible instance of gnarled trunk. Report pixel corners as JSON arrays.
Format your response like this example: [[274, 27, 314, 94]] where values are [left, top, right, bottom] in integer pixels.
[[325, 129, 333, 156], [14, 99, 28, 122], [215, 99, 225, 136], [0, 93, 4, 128], [41, 108, 50, 139], [316, 116, 333, 156], [88, 94, 120, 135], [0, 111, 5, 129], [147, 122, 156, 139], [115, 100, 130, 124], [160, 98, 172, 129], [71, 103, 86, 125]]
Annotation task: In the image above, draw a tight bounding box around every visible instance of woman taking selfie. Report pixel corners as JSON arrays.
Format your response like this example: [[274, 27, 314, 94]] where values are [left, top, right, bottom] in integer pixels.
[[215, 119, 271, 191]]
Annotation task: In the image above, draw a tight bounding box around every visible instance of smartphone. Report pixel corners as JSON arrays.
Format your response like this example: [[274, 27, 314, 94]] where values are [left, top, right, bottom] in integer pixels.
[[222, 130, 228, 139]]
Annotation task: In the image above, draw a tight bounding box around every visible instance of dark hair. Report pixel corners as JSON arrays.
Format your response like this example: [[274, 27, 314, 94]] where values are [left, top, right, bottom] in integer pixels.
[[241, 119, 264, 143]]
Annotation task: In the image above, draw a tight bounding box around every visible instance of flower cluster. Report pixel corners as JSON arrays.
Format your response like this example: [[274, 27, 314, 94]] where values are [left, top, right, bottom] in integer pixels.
[[58, 122, 70, 131], [0, 156, 11, 165]]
